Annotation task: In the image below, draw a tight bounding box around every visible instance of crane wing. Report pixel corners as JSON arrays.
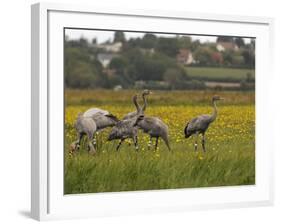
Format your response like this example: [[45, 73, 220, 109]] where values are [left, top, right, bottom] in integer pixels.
[[187, 115, 211, 132], [83, 108, 109, 117]]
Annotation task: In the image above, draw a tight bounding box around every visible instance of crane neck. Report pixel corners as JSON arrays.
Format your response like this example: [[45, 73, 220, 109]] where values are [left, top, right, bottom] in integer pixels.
[[210, 100, 218, 122], [142, 93, 147, 112], [133, 96, 141, 113]]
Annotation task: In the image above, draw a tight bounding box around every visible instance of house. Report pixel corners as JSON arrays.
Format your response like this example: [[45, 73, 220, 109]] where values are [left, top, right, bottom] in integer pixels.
[[113, 85, 123, 91], [97, 42, 122, 53], [216, 41, 239, 52], [176, 49, 194, 65], [97, 53, 118, 68]]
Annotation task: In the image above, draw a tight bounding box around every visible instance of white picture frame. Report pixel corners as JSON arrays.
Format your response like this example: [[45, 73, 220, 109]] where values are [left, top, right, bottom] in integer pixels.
[[31, 2, 274, 221]]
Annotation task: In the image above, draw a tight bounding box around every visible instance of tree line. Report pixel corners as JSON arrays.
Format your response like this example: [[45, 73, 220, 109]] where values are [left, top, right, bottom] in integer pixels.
[[64, 31, 255, 89]]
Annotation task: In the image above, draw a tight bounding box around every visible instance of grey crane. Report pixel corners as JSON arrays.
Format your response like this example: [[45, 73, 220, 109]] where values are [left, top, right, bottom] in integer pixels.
[[123, 89, 151, 120], [70, 113, 97, 155], [83, 108, 119, 147], [107, 95, 142, 151], [184, 95, 223, 152], [134, 115, 171, 151], [83, 107, 118, 131], [84, 108, 110, 117], [89, 113, 119, 131]]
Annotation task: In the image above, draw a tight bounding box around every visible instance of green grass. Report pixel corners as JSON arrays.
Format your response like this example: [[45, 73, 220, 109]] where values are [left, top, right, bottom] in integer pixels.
[[185, 67, 255, 82], [64, 89, 255, 194], [65, 138, 255, 194]]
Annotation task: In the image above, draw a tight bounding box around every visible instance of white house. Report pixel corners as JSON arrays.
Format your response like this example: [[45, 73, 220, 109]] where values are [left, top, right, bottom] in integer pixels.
[[176, 49, 194, 65], [216, 41, 239, 52], [97, 42, 123, 53], [97, 53, 117, 68]]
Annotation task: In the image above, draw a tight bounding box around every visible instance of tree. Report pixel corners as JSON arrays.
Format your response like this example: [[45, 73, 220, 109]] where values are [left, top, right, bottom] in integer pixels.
[[222, 49, 234, 66], [66, 61, 97, 88], [216, 36, 234, 43], [156, 37, 179, 57], [64, 45, 104, 88], [109, 56, 138, 87], [194, 46, 214, 66], [211, 52, 223, 65], [177, 36, 192, 49], [91, 38, 97, 44], [109, 57, 128, 73], [78, 37, 88, 48], [134, 57, 166, 81], [140, 33, 157, 49], [242, 49, 255, 68], [114, 31, 125, 43], [163, 68, 188, 89], [190, 40, 201, 51], [234, 37, 245, 48]]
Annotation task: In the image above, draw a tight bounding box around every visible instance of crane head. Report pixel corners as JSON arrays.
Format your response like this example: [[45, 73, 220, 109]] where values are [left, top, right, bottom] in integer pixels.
[[184, 122, 192, 138], [142, 89, 152, 96], [212, 95, 224, 101]]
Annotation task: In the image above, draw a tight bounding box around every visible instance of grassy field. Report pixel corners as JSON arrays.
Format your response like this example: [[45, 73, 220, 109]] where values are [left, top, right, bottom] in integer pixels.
[[185, 67, 255, 82], [64, 89, 255, 194]]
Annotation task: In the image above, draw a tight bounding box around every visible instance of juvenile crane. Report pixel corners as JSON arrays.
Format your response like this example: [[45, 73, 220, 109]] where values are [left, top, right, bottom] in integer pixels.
[[88, 113, 119, 131], [134, 115, 171, 151], [84, 107, 110, 117], [83, 108, 119, 147], [107, 95, 142, 151], [184, 95, 223, 152], [70, 113, 97, 155], [123, 89, 151, 119]]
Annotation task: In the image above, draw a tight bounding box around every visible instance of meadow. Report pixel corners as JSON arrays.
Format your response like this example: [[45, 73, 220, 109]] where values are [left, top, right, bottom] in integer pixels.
[[185, 67, 255, 82], [64, 89, 255, 194]]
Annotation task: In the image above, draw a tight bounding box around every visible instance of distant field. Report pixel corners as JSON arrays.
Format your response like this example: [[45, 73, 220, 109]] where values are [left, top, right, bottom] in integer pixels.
[[185, 67, 255, 82], [65, 89, 255, 106]]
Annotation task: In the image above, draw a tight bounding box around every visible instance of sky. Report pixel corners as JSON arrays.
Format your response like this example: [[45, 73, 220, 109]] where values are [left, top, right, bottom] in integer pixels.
[[65, 29, 252, 44]]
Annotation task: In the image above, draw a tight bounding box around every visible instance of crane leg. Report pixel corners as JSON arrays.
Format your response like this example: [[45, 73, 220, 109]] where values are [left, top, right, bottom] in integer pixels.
[[194, 132, 199, 151], [75, 133, 83, 151], [116, 139, 124, 151], [148, 136, 152, 150], [88, 141, 96, 155], [88, 132, 96, 155], [93, 132, 98, 148], [202, 133, 206, 152], [133, 136, 139, 151], [155, 137, 159, 150]]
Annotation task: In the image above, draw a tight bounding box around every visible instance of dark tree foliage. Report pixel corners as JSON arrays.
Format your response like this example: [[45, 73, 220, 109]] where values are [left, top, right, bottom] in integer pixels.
[[216, 36, 234, 43], [64, 46, 105, 88], [135, 57, 166, 81], [140, 33, 158, 49], [194, 47, 213, 66], [114, 31, 125, 43], [177, 36, 192, 49], [242, 50, 255, 68], [156, 37, 180, 57], [234, 37, 245, 48]]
